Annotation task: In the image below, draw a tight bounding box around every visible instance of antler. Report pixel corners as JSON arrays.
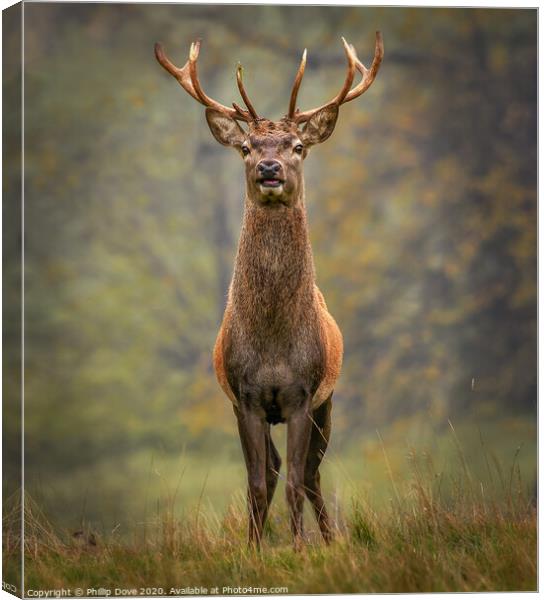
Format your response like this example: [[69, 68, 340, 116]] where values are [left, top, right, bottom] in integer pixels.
[[154, 39, 259, 122], [287, 32, 384, 123]]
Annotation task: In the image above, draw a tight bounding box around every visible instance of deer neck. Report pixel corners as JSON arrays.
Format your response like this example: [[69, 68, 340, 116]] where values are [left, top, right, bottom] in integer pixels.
[[230, 197, 316, 334]]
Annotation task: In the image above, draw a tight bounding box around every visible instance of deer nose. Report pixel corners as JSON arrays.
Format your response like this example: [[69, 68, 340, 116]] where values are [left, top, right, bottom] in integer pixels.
[[257, 160, 282, 179]]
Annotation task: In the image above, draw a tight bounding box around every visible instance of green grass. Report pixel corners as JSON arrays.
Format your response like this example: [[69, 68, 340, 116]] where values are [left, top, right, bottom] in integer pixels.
[[5, 420, 537, 594]]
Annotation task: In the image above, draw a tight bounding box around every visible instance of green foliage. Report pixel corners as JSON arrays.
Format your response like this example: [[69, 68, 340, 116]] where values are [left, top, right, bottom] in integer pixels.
[[348, 501, 377, 548]]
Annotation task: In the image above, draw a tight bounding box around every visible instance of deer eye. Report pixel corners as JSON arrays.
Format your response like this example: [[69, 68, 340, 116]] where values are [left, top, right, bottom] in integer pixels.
[[241, 144, 250, 156], [294, 144, 304, 154]]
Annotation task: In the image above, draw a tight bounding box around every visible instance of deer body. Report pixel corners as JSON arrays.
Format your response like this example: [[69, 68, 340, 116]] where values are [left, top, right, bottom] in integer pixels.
[[214, 198, 343, 420], [155, 33, 383, 548]]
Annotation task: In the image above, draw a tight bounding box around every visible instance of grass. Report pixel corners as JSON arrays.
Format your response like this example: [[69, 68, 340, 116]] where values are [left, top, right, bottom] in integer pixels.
[[4, 422, 537, 595], [24, 413, 537, 530]]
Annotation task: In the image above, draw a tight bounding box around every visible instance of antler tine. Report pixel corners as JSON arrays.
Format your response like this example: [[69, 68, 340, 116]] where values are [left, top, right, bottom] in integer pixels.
[[288, 41, 355, 119], [293, 32, 384, 124], [288, 48, 307, 119], [344, 31, 384, 103], [154, 42, 200, 102], [155, 39, 253, 122], [236, 64, 259, 120], [331, 38, 356, 105], [187, 40, 238, 117]]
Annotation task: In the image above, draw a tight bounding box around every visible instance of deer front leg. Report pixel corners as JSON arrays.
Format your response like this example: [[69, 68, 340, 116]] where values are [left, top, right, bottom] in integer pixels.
[[235, 405, 268, 548], [286, 395, 313, 551]]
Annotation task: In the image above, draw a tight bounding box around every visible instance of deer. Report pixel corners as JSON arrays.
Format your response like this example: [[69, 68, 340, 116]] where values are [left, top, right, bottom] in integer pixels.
[[154, 33, 383, 549]]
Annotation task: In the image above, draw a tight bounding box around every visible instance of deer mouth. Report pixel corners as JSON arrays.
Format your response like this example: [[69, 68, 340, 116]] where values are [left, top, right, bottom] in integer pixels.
[[258, 177, 284, 188], [258, 178, 285, 199]]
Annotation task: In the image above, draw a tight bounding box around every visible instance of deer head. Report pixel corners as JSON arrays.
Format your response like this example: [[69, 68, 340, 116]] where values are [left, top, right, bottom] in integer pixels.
[[154, 35, 383, 207]]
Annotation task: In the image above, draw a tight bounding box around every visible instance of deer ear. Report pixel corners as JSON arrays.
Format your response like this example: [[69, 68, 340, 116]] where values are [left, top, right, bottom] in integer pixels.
[[205, 108, 246, 147], [300, 104, 339, 147]]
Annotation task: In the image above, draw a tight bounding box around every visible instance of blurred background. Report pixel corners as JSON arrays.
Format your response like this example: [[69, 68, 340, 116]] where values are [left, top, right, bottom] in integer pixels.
[[3, 5, 536, 532]]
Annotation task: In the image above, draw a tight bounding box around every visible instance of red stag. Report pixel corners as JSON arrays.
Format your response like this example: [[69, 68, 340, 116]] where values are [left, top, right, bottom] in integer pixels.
[[155, 34, 383, 549]]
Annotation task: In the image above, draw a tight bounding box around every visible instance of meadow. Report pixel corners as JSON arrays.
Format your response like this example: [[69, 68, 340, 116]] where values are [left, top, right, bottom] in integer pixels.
[[5, 418, 536, 595]]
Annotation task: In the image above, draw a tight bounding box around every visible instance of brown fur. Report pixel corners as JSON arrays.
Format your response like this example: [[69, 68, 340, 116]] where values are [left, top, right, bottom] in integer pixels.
[[155, 33, 382, 550], [214, 204, 343, 411], [213, 279, 343, 411], [205, 111, 344, 548]]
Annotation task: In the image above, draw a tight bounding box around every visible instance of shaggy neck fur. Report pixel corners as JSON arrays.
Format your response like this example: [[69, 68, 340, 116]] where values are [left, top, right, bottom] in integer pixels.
[[230, 196, 317, 342]]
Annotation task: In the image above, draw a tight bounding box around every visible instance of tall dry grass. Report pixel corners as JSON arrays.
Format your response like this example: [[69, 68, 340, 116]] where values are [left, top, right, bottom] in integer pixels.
[[4, 427, 537, 595]]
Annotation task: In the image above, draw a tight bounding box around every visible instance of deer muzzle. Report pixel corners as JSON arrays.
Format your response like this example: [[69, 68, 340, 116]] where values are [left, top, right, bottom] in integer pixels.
[[257, 160, 284, 189]]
